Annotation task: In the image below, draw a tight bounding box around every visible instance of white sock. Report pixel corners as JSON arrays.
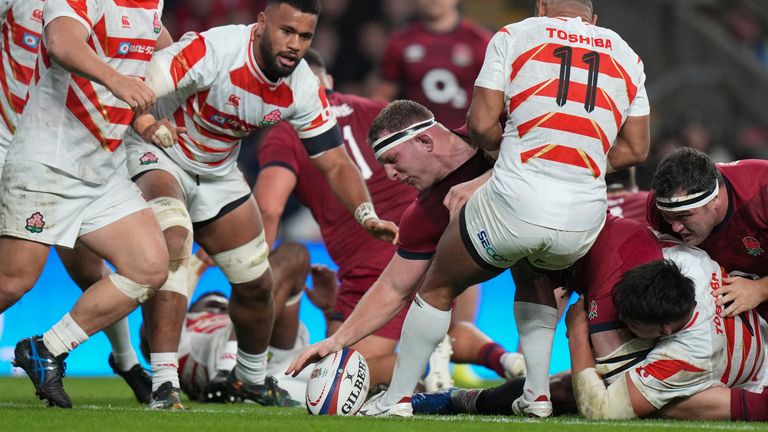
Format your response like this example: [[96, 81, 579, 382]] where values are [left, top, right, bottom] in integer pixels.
[[216, 340, 238, 372], [43, 313, 89, 357], [150, 352, 179, 391], [234, 348, 267, 385], [382, 295, 451, 406], [103, 317, 139, 371], [514, 302, 558, 402]]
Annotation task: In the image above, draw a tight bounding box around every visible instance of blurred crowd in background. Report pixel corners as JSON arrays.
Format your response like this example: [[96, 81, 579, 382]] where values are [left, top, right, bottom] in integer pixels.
[[160, 0, 768, 240]]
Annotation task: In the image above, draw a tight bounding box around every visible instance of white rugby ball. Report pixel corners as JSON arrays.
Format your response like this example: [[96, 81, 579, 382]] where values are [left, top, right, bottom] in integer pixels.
[[305, 348, 369, 415]]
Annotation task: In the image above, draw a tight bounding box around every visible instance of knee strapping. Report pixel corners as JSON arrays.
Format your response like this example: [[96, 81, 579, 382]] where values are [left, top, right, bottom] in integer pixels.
[[110, 273, 153, 303], [148, 197, 193, 261], [211, 232, 270, 284]]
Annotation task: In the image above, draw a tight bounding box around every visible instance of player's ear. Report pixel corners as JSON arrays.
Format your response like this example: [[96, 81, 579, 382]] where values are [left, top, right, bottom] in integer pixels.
[[591, 14, 598, 25], [255, 12, 266, 36], [660, 323, 673, 336], [417, 133, 434, 152]]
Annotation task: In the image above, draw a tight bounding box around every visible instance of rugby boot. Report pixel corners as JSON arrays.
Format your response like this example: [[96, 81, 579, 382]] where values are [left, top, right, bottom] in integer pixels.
[[501, 352, 527, 379], [200, 370, 242, 403], [225, 372, 299, 407], [13, 336, 72, 408], [147, 381, 185, 410], [511, 394, 553, 418], [108, 354, 152, 404], [411, 387, 458, 415], [357, 391, 413, 417], [422, 335, 454, 392]]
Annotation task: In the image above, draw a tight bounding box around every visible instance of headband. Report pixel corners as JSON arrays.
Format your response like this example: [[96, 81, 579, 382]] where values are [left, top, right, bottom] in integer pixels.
[[372, 118, 436, 159], [655, 181, 719, 212]]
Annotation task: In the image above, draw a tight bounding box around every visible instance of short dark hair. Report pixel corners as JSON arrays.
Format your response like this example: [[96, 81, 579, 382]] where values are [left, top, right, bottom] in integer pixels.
[[303, 48, 325, 70], [651, 148, 721, 199], [368, 100, 434, 145], [267, 0, 320, 14], [612, 259, 695, 325]]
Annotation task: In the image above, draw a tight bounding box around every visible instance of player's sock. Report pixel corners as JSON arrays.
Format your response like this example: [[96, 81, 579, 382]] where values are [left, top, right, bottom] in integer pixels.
[[475, 377, 525, 415], [103, 317, 139, 371], [234, 349, 267, 385], [514, 302, 557, 402], [42, 313, 89, 357], [478, 342, 507, 378], [150, 352, 179, 391], [731, 387, 768, 421], [216, 340, 238, 372], [382, 295, 451, 406]]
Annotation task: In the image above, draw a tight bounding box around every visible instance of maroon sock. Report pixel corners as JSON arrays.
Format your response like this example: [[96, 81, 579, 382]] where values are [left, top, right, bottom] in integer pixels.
[[478, 342, 506, 378], [731, 387, 768, 421]]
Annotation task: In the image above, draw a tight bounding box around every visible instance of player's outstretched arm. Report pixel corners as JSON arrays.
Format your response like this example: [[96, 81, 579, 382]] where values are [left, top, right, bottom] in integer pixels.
[[566, 298, 654, 420], [607, 114, 650, 173], [467, 86, 504, 152], [312, 145, 398, 243], [285, 255, 429, 376], [45, 17, 155, 112]]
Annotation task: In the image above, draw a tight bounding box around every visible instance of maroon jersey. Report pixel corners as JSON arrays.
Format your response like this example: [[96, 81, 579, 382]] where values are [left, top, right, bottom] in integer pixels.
[[398, 151, 492, 259], [259, 91, 417, 284], [647, 160, 768, 317], [607, 191, 650, 224], [574, 214, 663, 333], [379, 19, 491, 129]]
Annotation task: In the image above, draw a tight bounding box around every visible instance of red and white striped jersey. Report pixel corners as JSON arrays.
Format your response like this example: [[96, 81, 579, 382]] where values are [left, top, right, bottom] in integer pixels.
[[146, 25, 337, 177], [628, 241, 768, 409], [476, 16, 649, 231], [0, 0, 44, 145], [6, 0, 164, 183], [177, 311, 232, 400]]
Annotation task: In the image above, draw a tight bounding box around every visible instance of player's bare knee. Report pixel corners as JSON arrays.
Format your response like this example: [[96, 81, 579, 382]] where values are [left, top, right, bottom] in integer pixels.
[[163, 226, 192, 263], [233, 275, 273, 304], [0, 274, 33, 304]]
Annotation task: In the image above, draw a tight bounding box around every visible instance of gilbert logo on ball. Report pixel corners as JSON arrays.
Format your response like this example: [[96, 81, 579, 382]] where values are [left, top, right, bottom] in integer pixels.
[[305, 348, 369, 415]]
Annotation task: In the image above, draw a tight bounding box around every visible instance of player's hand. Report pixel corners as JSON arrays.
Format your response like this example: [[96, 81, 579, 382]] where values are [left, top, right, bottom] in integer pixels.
[[141, 118, 186, 148], [443, 173, 489, 220], [104, 73, 156, 112], [305, 264, 338, 313], [714, 276, 768, 317], [363, 218, 399, 244], [565, 296, 589, 340], [285, 337, 343, 377]]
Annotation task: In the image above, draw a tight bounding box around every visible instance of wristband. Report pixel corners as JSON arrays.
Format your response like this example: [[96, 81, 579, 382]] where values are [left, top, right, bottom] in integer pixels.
[[354, 202, 377, 225]]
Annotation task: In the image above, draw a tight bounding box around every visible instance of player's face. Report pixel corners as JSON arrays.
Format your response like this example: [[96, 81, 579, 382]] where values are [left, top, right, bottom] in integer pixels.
[[625, 321, 664, 339], [660, 201, 719, 246], [255, 4, 317, 80], [417, 0, 459, 19], [378, 141, 433, 191]]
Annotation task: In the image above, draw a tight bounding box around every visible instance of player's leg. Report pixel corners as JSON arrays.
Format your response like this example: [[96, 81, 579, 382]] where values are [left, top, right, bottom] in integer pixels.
[[269, 241, 310, 348], [195, 195, 295, 407], [448, 321, 525, 380], [0, 238, 48, 313], [57, 242, 151, 404], [659, 386, 768, 421], [133, 170, 193, 408]]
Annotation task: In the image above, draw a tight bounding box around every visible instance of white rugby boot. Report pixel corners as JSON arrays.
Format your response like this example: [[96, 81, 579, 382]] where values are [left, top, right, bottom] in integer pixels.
[[511, 394, 553, 418], [501, 352, 527, 379], [357, 391, 413, 417], [422, 335, 453, 392]]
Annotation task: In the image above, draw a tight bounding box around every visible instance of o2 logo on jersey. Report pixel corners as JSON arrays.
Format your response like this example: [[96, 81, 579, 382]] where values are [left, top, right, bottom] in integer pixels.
[[421, 68, 467, 109], [118, 42, 132, 55], [22, 33, 39, 50]]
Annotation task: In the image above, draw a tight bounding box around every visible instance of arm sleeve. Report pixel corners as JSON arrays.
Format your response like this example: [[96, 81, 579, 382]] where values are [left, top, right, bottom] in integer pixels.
[[474, 29, 511, 92], [258, 124, 302, 175], [43, 0, 104, 35], [146, 31, 219, 96], [396, 202, 443, 260], [627, 59, 650, 117]]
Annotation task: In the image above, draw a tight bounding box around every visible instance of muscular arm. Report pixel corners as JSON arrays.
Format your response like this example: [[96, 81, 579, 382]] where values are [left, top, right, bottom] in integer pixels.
[[607, 115, 650, 172], [253, 166, 298, 248], [467, 86, 504, 152], [311, 145, 372, 214]]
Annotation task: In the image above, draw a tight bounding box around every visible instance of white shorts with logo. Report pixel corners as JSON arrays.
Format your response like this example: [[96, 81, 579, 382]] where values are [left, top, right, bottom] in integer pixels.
[[461, 182, 605, 271], [0, 160, 148, 248], [126, 137, 251, 224]]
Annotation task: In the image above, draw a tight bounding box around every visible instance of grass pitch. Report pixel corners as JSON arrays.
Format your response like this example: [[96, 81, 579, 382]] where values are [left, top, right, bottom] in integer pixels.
[[0, 377, 762, 432]]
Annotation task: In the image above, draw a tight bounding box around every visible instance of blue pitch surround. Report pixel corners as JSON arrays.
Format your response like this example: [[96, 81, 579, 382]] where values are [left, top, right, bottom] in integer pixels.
[[0, 243, 575, 377]]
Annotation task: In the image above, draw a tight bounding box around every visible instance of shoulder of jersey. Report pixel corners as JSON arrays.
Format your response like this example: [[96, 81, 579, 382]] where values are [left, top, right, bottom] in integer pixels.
[[198, 24, 250, 51]]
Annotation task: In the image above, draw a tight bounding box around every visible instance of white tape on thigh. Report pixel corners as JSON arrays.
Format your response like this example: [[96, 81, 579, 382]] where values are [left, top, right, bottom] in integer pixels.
[[148, 197, 193, 260], [211, 232, 270, 284], [109, 273, 152, 303]]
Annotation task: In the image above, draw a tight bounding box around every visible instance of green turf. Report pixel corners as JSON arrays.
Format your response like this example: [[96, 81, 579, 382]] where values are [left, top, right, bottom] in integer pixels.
[[0, 377, 762, 431]]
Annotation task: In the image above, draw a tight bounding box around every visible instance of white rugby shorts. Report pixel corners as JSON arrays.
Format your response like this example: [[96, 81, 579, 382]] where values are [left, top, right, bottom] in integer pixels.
[[460, 182, 605, 271], [126, 136, 251, 224], [0, 160, 148, 248]]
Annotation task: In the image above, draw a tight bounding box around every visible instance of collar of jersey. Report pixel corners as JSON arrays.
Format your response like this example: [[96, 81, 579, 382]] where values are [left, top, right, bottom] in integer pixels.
[[247, 25, 284, 89]]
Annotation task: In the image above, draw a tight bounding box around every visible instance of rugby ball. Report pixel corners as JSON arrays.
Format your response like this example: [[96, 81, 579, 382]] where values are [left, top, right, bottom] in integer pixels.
[[305, 348, 369, 415]]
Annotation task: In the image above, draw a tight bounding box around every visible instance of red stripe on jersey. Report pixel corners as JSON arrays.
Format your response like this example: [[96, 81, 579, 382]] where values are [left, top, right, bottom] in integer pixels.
[[177, 135, 231, 166], [517, 112, 611, 153], [65, 88, 121, 151], [7, 10, 41, 55], [2, 16, 35, 87], [520, 144, 601, 177], [683, 312, 699, 330], [229, 64, 294, 108], [105, 37, 156, 61], [509, 79, 622, 128], [91, 17, 108, 55], [72, 75, 108, 121], [733, 317, 753, 385], [0, 32, 24, 118], [169, 34, 206, 89], [720, 315, 737, 384], [636, 359, 705, 382], [65, 0, 92, 27], [498, 27, 510, 35], [511, 43, 639, 105], [176, 135, 196, 159], [742, 312, 763, 385], [112, 0, 160, 9], [300, 86, 332, 133]]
